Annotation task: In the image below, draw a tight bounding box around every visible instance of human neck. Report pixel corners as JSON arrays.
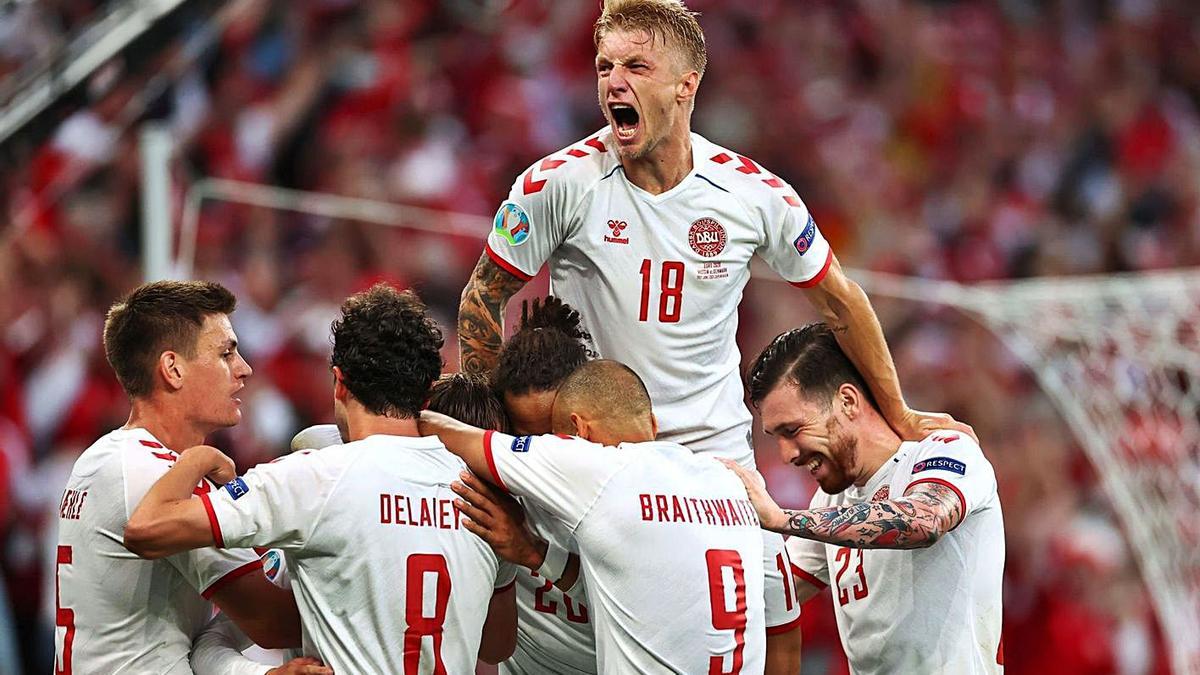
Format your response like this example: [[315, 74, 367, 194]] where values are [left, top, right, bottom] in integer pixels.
[[124, 398, 208, 451], [620, 124, 693, 195], [850, 415, 903, 487], [344, 405, 420, 441]]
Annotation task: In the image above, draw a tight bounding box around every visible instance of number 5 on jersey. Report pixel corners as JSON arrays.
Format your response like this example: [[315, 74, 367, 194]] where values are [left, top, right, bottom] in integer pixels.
[[639, 259, 685, 323]]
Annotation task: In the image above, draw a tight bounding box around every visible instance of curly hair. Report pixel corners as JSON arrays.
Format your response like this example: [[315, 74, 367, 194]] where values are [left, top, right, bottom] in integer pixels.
[[330, 284, 444, 418], [103, 280, 237, 397], [746, 323, 878, 411], [492, 296, 595, 396], [428, 373, 511, 432]]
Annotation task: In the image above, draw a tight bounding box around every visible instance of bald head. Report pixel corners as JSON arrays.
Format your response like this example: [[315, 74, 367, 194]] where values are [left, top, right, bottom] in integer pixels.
[[551, 359, 657, 445]]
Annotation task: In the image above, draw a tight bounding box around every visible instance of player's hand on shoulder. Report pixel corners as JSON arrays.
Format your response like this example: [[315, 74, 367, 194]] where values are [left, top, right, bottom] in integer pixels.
[[266, 657, 333, 675], [718, 458, 786, 531], [893, 408, 977, 444], [179, 444, 237, 485], [451, 471, 542, 569]]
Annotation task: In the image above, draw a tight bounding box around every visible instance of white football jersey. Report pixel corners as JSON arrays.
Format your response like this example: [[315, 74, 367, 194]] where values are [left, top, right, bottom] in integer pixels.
[[787, 432, 1005, 674], [502, 502, 597, 675], [486, 129, 832, 467], [203, 435, 517, 673], [53, 428, 265, 674], [483, 431, 766, 674]]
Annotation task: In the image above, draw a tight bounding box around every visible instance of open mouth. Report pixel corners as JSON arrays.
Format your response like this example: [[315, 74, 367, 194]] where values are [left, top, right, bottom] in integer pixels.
[[800, 453, 823, 475], [609, 103, 640, 140]]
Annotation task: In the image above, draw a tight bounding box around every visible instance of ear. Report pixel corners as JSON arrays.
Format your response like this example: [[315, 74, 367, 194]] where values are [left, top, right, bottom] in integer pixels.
[[649, 412, 658, 439], [159, 351, 184, 392], [837, 383, 861, 420], [332, 366, 349, 403], [570, 412, 590, 441], [676, 69, 699, 106]]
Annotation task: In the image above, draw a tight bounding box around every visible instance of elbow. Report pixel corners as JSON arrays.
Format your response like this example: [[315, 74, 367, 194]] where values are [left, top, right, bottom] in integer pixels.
[[123, 520, 169, 559]]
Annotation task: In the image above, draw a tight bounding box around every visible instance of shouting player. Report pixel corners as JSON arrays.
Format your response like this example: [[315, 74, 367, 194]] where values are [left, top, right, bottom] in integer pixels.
[[725, 324, 1005, 674], [422, 359, 767, 674], [459, 1, 970, 664], [54, 281, 304, 674], [124, 284, 518, 672]]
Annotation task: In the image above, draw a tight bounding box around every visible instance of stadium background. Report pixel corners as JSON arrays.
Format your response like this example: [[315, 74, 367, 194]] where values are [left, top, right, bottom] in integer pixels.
[[3, 0, 1199, 673]]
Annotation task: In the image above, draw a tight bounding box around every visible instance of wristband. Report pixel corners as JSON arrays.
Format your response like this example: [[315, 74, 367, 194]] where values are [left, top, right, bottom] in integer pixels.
[[536, 540, 569, 583]]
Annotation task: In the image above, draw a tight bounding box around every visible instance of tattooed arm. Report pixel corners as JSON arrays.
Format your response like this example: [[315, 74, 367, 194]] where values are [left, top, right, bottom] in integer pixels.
[[458, 252, 529, 375], [777, 483, 962, 549], [721, 459, 963, 550]]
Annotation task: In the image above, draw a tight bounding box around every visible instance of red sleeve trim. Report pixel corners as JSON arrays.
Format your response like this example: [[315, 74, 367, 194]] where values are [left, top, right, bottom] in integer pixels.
[[787, 248, 834, 289], [790, 562, 828, 590], [482, 430, 510, 493], [493, 578, 516, 594], [198, 491, 225, 548], [905, 477, 968, 530], [484, 243, 535, 282], [767, 610, 804, 635], [200, 559, 265, 599]]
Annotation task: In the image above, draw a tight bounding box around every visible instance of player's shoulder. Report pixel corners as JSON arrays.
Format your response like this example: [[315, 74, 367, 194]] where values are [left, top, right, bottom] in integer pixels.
[[692, 134, 808, 211], [906, 431, 991, 475], [511, 129, 619, 199]]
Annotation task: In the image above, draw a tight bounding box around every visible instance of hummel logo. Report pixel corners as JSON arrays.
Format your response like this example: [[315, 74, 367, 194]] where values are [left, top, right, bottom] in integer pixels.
[[604, 219, 630, 244]]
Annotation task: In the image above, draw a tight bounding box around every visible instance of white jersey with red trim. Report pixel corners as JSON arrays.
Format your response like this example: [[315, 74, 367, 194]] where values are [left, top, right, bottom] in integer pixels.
[[786, 432, 1005, 674], [483, 431, 766, 675], [503, 503, 597, 675], [485, 128, 833, 467], [53, 428, 264, 675], [203, 435, 518, 674]]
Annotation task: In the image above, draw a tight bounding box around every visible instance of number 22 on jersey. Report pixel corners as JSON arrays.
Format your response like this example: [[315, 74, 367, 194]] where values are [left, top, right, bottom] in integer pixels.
[[639, 259, 684, 323]]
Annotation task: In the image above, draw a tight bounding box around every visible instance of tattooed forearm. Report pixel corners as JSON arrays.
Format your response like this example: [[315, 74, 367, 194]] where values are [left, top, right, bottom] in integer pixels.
[[781, 483, 963, 549], [458, 253, 528, 375]]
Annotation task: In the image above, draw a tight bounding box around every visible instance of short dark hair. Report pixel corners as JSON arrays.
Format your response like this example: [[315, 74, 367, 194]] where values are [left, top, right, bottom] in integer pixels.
[[103, 280, 237, 397], [492, 296, 594, 396], [746, 323, 878, 410], [428, 373, 511, 432], [552, 359, 652, 432], [330, 284, 444, 418]]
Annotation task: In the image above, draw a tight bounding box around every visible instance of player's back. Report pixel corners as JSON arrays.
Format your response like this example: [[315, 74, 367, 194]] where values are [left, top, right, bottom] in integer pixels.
[[209, 435, 515, 673], [484, 431, 767, 674], [581, 442, 766, 673], [55, 428, 259, 674]]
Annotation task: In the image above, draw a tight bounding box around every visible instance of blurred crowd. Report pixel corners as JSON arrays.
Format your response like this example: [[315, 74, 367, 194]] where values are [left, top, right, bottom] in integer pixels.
[[3, 0, 1197, 672]]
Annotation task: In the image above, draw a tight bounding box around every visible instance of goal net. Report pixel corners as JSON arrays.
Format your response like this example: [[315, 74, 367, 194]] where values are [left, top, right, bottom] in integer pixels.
[[853, 268, 1200, 675], [173, 179, 1200, 674]]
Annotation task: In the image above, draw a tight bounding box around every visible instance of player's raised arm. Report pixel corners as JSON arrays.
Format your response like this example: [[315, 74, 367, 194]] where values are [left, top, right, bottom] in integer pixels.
[[722, 459, 960, 549], [418, 410, 493, 477], [816, 281, 976, 442], [458, 252, 529, 374], [123, 445, 234, 558], [802, 256, 975, 441]]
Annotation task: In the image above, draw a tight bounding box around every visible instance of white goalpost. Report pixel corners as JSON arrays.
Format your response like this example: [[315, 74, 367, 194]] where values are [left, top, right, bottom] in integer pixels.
[[161, 171, 1200, 674]]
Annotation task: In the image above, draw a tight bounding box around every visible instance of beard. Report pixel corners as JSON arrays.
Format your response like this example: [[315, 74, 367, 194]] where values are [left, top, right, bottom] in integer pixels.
[[817, 417, 860, 494]]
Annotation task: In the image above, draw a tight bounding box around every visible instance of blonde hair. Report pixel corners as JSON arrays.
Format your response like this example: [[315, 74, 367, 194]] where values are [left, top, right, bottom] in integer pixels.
[[594, 0, 707, 78]]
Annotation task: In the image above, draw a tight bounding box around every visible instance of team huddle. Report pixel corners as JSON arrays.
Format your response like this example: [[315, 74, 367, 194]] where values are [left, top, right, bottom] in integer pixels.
[[54, 0, 1004, 673]]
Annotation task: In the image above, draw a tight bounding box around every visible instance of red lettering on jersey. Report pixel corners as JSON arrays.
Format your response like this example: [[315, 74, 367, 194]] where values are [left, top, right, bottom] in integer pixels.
[[710, 153, 732, 164], [671, 496, 686, 522], [396, 495, 408, 524], [726, 499, 742, 526], [702, 500, 715, 524], [419, 499, 433, 527], [380, 494, 392, 524], [655, 495, 669, 521], [639, 494, 653, 521], [713, 500, 730, 526], [438, 499, 453, 530]]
